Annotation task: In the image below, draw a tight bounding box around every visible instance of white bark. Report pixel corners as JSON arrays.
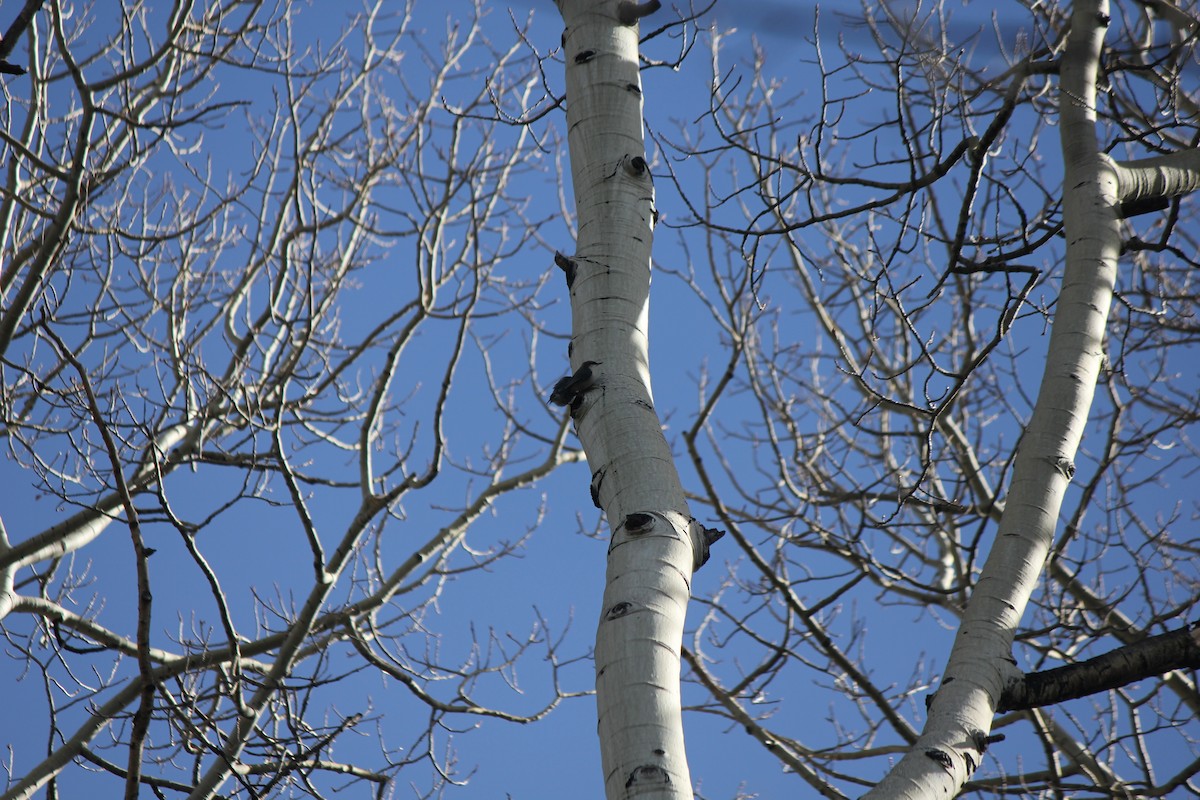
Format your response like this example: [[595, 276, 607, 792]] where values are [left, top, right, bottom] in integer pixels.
[[554, 1, 695, 797], [1113, 148, 1200, 204], [866, 2, 1125, 796]]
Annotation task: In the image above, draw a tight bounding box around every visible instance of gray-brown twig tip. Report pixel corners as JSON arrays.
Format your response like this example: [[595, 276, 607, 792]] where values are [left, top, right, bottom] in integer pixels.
[[618, 0, 662, 26]]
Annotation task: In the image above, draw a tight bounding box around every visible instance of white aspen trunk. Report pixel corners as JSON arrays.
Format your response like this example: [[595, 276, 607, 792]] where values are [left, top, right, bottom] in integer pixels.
[[553, 1, 696, 798], [865, 2, 1123, 796]]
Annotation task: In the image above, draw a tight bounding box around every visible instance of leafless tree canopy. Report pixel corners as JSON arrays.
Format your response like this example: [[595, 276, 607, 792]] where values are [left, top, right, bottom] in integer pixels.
[[1, 2, 586, 798], [0, 0, 1197, 798], [664, 1, 1200, 797]]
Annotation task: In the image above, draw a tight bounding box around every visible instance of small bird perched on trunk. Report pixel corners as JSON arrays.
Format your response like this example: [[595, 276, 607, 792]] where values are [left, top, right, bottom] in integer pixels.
[[549, 361, 601, 409]]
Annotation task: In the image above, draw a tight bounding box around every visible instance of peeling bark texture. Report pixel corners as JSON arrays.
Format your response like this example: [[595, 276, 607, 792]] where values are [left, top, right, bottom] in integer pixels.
[[553, 1, 694, 798], [864, 2, 1124, 797], [999, 621, 1200, 712]]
